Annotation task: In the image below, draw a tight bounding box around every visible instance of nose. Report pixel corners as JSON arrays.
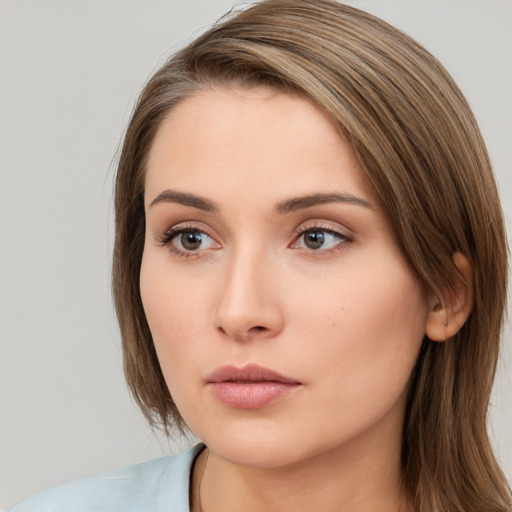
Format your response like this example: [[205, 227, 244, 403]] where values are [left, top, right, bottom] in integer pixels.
[[213, 249, 284, 342]]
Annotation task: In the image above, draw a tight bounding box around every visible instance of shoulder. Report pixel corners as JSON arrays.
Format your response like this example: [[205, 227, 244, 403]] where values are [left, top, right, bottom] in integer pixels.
[[8, 444, 205, 512]]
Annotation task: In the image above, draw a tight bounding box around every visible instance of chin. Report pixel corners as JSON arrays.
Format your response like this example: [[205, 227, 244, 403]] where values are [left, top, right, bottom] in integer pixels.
[[196, 420, 344, 470], [207, 437, 303, 469], [192, 420, 304, 468]]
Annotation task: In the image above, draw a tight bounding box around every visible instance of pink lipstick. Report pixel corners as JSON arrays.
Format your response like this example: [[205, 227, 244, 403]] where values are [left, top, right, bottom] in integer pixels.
[[206, 364, 301, 409]]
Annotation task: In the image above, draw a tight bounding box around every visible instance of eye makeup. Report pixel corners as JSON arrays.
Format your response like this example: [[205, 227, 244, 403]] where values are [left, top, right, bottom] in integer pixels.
[[154, 218, 354, 260]]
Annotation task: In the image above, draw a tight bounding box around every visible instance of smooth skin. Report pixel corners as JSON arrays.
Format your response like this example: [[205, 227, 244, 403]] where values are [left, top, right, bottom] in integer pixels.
[[140, 87, 472, 512]]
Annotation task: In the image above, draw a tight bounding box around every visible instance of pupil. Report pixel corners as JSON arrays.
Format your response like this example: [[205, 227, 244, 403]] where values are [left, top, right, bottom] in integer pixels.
[[181, 231, 202, 250], [305, 231, 324, 249]]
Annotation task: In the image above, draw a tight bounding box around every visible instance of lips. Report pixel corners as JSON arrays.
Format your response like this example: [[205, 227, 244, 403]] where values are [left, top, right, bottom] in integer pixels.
[[206, 364, 302, 409]]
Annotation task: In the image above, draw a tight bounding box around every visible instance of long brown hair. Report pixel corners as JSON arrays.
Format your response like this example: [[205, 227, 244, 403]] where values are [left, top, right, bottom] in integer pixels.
[[112, 1, 511, 510]]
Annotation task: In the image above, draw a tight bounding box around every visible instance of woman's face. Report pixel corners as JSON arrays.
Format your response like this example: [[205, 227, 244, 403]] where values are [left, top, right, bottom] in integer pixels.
[[141, 87, 429, 468]]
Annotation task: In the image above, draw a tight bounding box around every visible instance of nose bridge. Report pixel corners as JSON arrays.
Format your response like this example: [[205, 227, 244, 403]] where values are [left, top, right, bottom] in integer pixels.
[[214, 242, 283, 340]]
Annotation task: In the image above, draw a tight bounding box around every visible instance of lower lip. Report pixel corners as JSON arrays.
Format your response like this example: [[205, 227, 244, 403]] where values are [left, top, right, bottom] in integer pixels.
[[208, 381, 300, 409]]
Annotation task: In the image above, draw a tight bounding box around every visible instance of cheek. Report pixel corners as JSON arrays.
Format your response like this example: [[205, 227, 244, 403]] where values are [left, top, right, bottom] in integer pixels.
[[292, 251, 427, 396], [139, 252, 209, 385], [295, 251, 426, 335]]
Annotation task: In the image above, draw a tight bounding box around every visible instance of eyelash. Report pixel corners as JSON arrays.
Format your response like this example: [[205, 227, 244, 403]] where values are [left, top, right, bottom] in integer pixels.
[[156, 223, 217, 258], [292, 222, 353, 257], [156, 221, 353, 258]]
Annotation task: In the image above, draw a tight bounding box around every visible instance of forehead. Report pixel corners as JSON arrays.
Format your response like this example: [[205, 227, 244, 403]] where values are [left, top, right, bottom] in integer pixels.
[[144, 86, 378, 209]]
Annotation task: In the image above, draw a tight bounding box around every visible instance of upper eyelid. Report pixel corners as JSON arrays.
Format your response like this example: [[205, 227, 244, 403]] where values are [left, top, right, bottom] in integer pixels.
[[295, 225, 344, 235], [155, 223, 210, 246], [160, 221, 215, 238], [156, 219, 353, 245], [293, 220, 353, 237]]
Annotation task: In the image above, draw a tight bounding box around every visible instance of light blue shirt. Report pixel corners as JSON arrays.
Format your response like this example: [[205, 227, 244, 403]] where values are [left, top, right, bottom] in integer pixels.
[[8, 444, 205, 512]]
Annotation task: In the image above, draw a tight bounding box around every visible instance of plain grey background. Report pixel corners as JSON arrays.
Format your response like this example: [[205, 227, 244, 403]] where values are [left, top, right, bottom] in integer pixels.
[[0, 0, 511, 509]]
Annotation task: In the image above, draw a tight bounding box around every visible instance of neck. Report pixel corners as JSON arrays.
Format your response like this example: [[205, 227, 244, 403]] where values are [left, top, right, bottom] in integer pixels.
[[191, 424, 413, 512]]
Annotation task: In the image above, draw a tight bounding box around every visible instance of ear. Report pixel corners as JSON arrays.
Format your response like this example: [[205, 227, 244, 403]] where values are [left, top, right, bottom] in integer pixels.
[[425, 253, 474, 342]]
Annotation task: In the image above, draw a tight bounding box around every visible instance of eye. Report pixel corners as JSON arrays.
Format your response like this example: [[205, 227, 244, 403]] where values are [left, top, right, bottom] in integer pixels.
[[175, 230, 213, 251], [158, 226, 219, 256], [299, 229, 342, 250], [291, 224, 352, 253]]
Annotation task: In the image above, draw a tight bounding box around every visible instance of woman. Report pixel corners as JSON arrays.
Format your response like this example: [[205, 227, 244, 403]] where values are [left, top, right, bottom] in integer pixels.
[[10, 0, 511, 511]]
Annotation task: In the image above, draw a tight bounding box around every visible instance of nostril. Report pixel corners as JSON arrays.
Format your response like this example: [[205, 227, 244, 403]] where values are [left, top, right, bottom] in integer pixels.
[[251, 326, 267, 332]]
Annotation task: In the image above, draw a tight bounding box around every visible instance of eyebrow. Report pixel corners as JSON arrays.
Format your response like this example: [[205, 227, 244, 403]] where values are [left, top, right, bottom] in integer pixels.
[[274, 192, 372, 214], [149, 190, 219, 212], [149, 189, 371, 213]]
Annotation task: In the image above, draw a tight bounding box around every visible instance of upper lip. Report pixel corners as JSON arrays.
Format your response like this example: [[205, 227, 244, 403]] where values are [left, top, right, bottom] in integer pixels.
[[206, 363, 301, 384]]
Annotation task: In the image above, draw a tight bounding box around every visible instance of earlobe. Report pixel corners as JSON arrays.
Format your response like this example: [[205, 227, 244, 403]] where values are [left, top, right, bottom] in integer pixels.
[[425, 253, 474, 342]]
